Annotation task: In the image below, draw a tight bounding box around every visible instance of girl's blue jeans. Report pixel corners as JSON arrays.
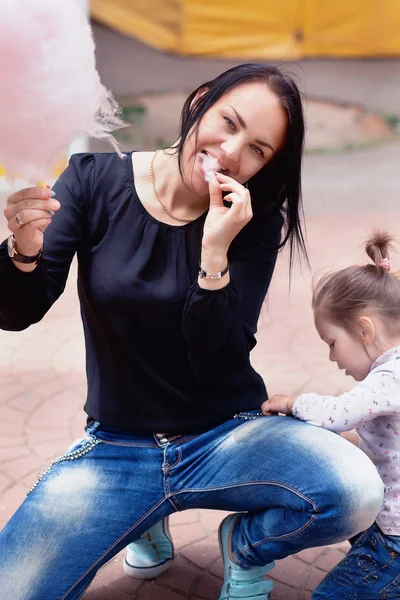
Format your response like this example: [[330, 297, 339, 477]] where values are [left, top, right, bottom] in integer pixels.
[[313, 523, 400, 598], [0, 412, 384, 600]]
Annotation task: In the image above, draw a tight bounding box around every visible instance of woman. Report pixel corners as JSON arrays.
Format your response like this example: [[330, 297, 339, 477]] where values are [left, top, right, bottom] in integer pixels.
[[0, 64, 383, 600]]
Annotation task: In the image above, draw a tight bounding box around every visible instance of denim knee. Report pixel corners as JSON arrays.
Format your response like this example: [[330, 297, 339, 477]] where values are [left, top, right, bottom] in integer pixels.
[[319, 463, 384, 543]]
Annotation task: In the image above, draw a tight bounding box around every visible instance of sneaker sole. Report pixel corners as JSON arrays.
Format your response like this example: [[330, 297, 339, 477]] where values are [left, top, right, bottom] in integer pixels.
[[123, 557, 173, 579]]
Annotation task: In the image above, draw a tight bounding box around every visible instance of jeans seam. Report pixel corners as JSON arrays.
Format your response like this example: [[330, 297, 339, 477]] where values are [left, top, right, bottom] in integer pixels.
[[60, 497, 169, 600], [232, 513, 318, 564], [163, 469, 182, 510], [172, 480, 319, 511], [162, 447, 182, 471], [170, 494, 186, 511]]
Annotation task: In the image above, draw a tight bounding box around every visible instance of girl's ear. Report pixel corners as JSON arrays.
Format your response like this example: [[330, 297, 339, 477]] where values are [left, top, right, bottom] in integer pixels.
[[358, 316, 376, 345], [190, 87, 209, 109]]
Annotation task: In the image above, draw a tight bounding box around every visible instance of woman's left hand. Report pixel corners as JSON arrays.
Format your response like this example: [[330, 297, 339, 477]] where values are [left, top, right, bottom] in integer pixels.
[[261, 394, 298, 416], [201, 173, 253, 258]]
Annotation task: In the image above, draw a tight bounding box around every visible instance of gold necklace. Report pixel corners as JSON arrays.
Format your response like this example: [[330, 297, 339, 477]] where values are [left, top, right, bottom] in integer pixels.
[[150, 150, 195, 223]]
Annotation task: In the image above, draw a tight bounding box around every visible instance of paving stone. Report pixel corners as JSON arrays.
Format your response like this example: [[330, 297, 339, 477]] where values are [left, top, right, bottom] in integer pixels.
[[22, 470, 41, 490], [0, 483, 27, 521], [0, 472, 13, 494], [83, 586, 135, 600], [271, 581, 302, 599], [170, 508, 201, 526], [0, 382, 27, 402], [199, 509, 230, 532], [18, 370, 57, 387], [31, 376, 71, 399], [157, 554, 200, 594], [209, 556, 223, 579], [180, 538, 221, 569], [83, 553, 142, 597], [193, 572, 223, 599], [0, 445, 30, 462], [50, 389, 85, 413], [0, 372, 16, 386], [27, 405, 78, 429], [71, 412, 89, 438], [8, 390, 45, 413], [31, 438, 74, 459], [0, 405, 26, 434], [59, 372, 87, 388], [296, 546, 326, 565], [0, 434, 26, 448], [272, 556, 309, 588], [137, 581, 185, 600], [315, 547, 346, 571], [26, 427, 71, 445], [173, 522, 208, 551], [0, 452, 46, 481], [304, 567, 328, 592]]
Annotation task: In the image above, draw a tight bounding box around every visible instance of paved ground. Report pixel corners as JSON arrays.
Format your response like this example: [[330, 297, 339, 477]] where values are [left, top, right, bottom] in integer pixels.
[[1, 38, 400, 597]]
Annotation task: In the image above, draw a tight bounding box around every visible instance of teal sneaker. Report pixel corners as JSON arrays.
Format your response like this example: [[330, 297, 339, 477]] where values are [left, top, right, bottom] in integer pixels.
[[123, 517, 174, 579], [218, 514, 275, 599]]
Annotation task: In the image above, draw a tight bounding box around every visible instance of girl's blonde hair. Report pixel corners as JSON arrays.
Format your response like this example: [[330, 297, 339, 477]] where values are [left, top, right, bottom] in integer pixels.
[[312, 231, 400, 339]]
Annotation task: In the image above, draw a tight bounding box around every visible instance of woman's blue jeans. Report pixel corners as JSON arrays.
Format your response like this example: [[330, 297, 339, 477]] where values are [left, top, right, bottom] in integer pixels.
[[0, 412, 384, 600]]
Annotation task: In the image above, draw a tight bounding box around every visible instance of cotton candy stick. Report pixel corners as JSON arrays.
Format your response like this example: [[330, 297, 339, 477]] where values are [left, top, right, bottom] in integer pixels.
[[0, 0, 124, 183]]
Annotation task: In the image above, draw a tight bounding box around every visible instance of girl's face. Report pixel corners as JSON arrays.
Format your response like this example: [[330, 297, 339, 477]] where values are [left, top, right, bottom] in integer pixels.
[[314, 312, 373, 381], [181, 81, 288, 196]]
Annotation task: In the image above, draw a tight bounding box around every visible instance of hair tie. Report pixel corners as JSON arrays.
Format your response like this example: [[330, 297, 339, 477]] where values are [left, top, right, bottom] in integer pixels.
[[377, 257, 390, 271]]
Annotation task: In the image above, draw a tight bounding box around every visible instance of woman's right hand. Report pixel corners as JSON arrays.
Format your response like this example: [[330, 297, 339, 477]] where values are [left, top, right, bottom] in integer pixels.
[[4, 186, 60, 256]]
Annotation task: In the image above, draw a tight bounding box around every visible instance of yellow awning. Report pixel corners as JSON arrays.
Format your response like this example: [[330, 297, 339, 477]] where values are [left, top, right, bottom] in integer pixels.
[[91, 0, 400, 58]]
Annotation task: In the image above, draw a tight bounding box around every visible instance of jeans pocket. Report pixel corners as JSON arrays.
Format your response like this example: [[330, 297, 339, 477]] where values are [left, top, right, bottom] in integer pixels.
[[27, 434, 102, 496]]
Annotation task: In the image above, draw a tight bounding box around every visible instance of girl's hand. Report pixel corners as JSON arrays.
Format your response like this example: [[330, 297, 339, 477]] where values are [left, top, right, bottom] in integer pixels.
[[261, 394, 297, 416], [201, 173, 253, 259], [4, 186, 60, 256]]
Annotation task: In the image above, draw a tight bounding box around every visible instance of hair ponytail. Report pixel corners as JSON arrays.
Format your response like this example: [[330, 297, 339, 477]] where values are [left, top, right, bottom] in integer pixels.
[[365, 230, 394, 274], [312, 230, 400, 339]]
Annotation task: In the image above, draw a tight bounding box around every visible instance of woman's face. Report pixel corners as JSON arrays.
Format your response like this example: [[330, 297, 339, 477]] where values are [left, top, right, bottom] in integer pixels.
[[181, 81, 288, 196]]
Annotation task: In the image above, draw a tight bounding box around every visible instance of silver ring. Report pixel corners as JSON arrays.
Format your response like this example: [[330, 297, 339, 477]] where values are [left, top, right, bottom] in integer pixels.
[[15, 213, 25, 227]]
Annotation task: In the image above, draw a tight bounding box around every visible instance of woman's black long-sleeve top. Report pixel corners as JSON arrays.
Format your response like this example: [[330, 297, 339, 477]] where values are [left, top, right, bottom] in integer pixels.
[[0, 153, 283, 433]]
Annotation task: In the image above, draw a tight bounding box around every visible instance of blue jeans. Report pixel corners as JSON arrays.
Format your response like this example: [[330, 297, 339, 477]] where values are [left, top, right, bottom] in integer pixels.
[[0, 413, 384, 600], [312, 523, 400, 599]]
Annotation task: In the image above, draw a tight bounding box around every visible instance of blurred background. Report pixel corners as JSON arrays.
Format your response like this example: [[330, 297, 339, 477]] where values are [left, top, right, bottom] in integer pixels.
[[89, 0, 400, 154], [1, 3, 400, 598]]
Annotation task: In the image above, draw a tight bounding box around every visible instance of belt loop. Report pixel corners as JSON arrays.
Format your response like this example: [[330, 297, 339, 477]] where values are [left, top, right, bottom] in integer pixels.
[[86, 421, 100, 435]]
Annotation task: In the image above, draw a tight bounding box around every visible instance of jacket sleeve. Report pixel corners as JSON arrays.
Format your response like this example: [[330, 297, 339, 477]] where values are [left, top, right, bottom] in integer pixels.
[[292, 367, 400, 432], [0, 154, 94, 331], [182, 211, 283, 383]]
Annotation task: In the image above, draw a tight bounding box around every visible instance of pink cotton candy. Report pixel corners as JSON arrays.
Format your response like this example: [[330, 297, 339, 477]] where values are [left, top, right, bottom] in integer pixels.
[[0, 0, 124, 182]]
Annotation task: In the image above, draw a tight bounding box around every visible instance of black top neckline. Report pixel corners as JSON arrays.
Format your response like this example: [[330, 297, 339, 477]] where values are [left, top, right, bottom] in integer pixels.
[[126, 150, 208, 231]]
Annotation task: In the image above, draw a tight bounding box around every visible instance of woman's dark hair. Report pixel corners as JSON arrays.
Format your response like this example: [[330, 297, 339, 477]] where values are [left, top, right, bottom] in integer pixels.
[[174, 63, 307, 268]]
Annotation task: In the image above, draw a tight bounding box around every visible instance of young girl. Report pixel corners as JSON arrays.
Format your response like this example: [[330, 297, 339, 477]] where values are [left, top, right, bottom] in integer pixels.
[[262, 230, 400, 599]]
